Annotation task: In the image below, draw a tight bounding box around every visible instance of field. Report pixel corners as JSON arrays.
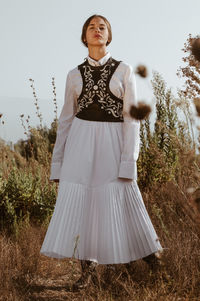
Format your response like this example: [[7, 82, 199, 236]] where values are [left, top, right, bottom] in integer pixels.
[[0, 171, 200, 300], [1, 41, 200, 300]]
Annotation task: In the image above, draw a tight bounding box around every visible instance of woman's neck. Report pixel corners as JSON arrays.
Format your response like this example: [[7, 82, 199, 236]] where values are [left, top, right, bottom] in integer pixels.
[[88, 45, 107, 61]]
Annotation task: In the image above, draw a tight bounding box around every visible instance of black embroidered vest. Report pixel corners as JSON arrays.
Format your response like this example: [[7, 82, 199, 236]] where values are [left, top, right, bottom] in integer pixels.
[[75, 56, 124, 122]]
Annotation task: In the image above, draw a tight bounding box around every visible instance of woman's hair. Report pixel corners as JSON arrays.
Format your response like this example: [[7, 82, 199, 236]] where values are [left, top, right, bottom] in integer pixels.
[[81, 14, 112, 48]]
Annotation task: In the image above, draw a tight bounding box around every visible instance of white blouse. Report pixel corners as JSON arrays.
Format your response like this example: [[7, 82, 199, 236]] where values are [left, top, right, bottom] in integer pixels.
[[50, 51, 140, 180]]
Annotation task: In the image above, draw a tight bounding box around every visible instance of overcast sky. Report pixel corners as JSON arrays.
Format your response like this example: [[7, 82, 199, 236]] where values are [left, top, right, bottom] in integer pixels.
[[0, 0, 200, 143]]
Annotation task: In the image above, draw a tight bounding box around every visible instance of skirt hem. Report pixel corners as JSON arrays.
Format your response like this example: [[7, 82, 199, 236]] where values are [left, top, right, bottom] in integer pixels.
[[40, 180, 163, 264]]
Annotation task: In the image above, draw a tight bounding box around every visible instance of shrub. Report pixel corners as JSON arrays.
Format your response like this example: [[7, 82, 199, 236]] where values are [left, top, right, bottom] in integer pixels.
[[137, 71, 194, 189], [0, 165, 57, 235]]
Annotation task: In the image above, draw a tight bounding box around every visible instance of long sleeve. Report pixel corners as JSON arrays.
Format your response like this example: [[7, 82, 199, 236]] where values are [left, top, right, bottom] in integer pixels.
[[50, 71, 77, 180], [118, 64, 140, 180]]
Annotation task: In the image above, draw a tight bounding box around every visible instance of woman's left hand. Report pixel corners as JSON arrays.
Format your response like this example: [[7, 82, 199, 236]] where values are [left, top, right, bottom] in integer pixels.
[[118, 177, 133, 182]]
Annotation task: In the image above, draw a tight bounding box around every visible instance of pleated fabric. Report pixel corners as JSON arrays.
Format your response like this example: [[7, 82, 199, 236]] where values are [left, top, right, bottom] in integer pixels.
[[40, 116, 162, 264]]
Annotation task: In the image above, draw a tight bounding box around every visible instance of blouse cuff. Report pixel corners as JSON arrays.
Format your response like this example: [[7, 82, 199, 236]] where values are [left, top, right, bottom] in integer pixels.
[[118, 161, 137, 180], [49, 162, 62, 180]]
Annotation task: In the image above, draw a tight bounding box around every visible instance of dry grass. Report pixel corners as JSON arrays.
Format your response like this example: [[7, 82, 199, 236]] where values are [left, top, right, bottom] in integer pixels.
[[0, 180, 200, 301]]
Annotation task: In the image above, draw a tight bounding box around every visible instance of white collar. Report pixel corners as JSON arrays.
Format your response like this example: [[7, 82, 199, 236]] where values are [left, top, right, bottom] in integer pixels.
[[86, 52, 111, 66]]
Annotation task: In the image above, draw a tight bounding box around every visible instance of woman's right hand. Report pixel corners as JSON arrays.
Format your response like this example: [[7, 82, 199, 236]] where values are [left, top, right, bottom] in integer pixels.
[[52, 179, 59, 183]]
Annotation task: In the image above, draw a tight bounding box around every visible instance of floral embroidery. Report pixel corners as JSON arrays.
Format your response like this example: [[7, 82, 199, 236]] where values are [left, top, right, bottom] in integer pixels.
[[77, 57, 124, 121]]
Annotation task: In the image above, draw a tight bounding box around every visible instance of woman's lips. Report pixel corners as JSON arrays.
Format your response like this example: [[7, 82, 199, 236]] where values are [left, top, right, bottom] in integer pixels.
[[94, 34, 102, 38]]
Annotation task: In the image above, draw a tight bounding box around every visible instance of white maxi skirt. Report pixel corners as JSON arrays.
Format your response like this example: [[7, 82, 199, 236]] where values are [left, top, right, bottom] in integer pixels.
[[40, 116, 163, 264]]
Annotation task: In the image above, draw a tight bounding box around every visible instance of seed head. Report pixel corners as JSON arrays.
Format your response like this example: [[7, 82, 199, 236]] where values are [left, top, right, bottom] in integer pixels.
[[130, 102, 152, 120], [193, 98, 200, 116], [191, 38, 200, 62], [135, 65, 148, 78]]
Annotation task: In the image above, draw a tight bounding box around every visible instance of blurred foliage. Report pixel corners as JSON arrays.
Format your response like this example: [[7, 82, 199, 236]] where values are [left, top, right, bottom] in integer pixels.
[[137, 71, 194, 189], [176, 33, 200, 100]]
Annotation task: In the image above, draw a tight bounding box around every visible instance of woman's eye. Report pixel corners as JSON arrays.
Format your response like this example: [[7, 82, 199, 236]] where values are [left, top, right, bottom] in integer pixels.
[[89, 27, 105, 30]]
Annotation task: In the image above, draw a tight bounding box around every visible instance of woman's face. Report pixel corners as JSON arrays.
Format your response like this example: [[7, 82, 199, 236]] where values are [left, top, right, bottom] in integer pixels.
[[85, 17, 109, 47]]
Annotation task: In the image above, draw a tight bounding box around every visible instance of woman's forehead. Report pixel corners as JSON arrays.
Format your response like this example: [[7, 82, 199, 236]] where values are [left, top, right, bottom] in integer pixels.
[[89, 17, 106, 26]]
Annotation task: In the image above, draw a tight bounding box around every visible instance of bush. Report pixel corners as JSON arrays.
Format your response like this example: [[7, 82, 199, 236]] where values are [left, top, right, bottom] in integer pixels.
[[137, 71, 194, 189], [0, 165, 57, 235], [14, 120, 57, 165]]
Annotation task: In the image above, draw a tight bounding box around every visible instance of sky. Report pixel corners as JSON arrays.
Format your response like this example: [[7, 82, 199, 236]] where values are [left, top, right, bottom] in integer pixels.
[[0, 0, 200, 144]]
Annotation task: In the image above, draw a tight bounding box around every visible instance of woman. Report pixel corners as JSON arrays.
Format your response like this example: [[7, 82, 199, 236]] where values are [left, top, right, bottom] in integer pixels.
[[40, 14, 163, 289]]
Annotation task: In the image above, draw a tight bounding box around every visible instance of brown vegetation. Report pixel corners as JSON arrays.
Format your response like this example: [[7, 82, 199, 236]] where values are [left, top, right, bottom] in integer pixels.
[[1, 37, 200, 299], [0, 177, 200, 300], [1, 108, 200, 300]]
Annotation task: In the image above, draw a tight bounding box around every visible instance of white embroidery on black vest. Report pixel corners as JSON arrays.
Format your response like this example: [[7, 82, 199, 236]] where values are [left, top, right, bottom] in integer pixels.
[[75, 57, 124, 122]]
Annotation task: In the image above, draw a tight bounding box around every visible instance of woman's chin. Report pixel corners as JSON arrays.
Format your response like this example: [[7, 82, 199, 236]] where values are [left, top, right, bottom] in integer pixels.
[[88, 41, 106, 47]]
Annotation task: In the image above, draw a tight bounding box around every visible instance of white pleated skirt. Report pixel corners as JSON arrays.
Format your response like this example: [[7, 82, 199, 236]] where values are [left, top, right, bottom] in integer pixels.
[[40, 116, 163, 264]]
